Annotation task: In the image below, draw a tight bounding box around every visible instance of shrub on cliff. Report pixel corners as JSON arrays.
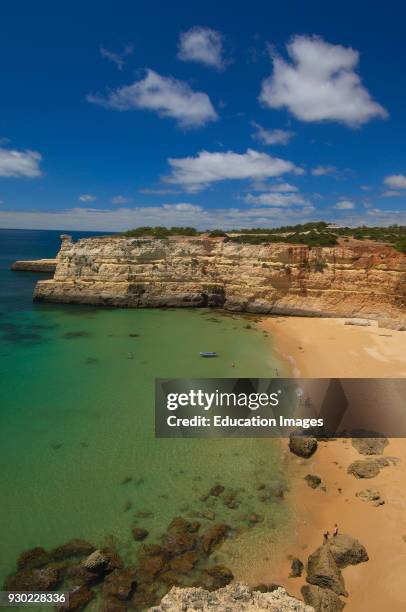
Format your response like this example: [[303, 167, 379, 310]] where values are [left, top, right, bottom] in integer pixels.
[[124, 226, 199, 238], [395, 237, 406, 254]]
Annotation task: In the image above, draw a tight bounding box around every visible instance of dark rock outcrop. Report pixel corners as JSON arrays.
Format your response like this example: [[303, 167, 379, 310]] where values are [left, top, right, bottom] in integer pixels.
[[5, 567, 60, 591], [57, 585, 95, 611], [301, 584, 346, 611], [356, 488, 385, 506], [82, 549, 123, 575], [351, 437, 389, 455], [304, 474, 322, 489], [17, 547, 50, 570], [51, 539, 95, 561], [290, 557, 304, 577], [132, 528, 149, 541], [328, 534, 369, 568], [306, 545, 347, 597], [201, 523, 230, 555], [289, 436, 318, 458], [347, 456, 396, 479]]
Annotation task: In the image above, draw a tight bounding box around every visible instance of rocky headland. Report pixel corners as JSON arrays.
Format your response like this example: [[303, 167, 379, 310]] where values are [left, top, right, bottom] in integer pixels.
[[33, 235, 406, 327], [11, 258, 57, 272]]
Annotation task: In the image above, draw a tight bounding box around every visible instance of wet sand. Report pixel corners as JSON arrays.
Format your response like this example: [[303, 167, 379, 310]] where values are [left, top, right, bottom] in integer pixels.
[[244, 316, 406, 611]]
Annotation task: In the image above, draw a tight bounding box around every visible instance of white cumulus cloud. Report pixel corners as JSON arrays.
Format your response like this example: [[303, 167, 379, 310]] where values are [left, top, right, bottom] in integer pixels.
[[334, 200, 355, 210], [79, 194, 96, 202], [259, 35, 388, 127], [0, 148, 42, 178], [384, 174, 406, 189], [250, 121, 294, 145], [312, 165, 337, 176], [165, 148, 302, 191], [178, 26, 225, 69], [87, 69, 218, 129], [268, 182, 298, 192], [245, 191, 307, 206]]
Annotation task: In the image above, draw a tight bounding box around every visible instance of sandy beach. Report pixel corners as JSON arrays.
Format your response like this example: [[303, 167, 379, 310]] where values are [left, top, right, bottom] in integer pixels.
[[245, 316, 406, 610], [261, 316, 406, 378]]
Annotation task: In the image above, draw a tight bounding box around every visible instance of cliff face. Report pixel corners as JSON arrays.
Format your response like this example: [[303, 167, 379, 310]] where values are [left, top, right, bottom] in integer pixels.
[[33, 235, 406, 325], [148, 583, 314, 611]]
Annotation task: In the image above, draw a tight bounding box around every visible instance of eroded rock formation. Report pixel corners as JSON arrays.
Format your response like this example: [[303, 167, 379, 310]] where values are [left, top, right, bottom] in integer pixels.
[[33, 235, 406, 325], [148, 583, 314, 611]]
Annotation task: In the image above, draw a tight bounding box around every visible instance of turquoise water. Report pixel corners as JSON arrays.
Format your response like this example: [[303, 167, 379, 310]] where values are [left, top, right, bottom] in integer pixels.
[[0, 229, 289, 587]]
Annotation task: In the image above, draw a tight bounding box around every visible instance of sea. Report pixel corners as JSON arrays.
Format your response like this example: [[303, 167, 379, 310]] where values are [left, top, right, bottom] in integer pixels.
[[0, 228, 290, 589]]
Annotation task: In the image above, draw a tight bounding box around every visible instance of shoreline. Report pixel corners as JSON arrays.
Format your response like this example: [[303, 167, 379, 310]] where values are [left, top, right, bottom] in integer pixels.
[[261, 316, 406, 378], [249, 316, 406, 610]]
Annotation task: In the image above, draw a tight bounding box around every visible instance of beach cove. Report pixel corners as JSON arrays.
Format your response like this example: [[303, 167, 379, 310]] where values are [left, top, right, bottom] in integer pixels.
[[241, 315, 406, 610], [0, 229, 294, 599]]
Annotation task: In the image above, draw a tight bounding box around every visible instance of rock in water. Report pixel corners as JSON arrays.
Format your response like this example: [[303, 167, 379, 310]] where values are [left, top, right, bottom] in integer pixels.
[[306, 545, 347, 596], [102, 568, 137, 600], [201, 523, 229, 555], [351, 437, 389, 455], [328, 534, 369, 568], [132, 527, 149, 541], [5, 568, 60, 591], [203, 565, 234, 590], [301, 584, 346, 611], [289, 436, 318, 458], [51, 539, 95, 561], [82, 549, 123, 574], [148, 583, 314, 611], [17, 547, 50, 570], [57, 585, 95, 611]]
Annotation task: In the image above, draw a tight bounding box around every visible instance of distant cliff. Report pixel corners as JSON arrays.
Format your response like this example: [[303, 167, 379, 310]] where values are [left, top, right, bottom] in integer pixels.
[[33, 234, 406, 326]]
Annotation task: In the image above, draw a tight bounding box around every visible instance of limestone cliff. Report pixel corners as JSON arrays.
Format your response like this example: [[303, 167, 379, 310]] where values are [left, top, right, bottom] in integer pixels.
[[148, 583, 314, 611], [33, 234, 406, 325]]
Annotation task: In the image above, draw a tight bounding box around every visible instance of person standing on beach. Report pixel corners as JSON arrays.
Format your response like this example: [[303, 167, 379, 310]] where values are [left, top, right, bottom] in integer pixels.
[[333, 524, 339, 537], [323, 530, 330, 543]]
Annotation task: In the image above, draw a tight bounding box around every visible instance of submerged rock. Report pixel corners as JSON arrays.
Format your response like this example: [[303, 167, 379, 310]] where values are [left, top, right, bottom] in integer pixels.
[[201, 523, 230, 555], [17, 547, 50, 570], [148, 583, 313, 611], [289, 436, 318, 458], [301, 584, 345, 611], [209, 484, 225, 497], [102, 568, 137, 600], [5, 567, 60, 591], [51, 539, 95, 561], [306, 545, 347, 596], [203, 565, 234, 590], [57, 585, 95, 611], [132, 528, 149, 541], [328, 534, 368, 568]]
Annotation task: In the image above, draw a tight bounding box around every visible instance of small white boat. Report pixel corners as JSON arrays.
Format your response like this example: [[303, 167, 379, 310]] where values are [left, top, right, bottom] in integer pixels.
[[200, 351, 218, 358]]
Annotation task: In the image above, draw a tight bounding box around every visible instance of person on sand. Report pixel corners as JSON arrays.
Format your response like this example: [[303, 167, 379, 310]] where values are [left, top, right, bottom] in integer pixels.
[[323, 530, 330, 543], [333, 524, 339, 537]]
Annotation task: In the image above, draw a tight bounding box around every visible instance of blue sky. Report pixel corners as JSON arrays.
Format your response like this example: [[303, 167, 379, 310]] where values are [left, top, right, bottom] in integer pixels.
[[0, 0, 405, 230]]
